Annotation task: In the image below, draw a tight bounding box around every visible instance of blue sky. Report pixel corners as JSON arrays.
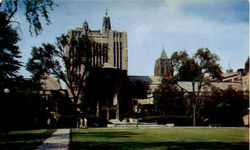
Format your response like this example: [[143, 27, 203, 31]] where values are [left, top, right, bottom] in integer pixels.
[[14, 0, 249, 77]]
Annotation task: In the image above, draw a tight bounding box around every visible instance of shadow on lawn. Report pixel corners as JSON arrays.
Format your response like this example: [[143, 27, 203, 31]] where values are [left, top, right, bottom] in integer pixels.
[[70, 141, 249, 150], [0, 142, 41, 150], [0, 130, 55, 150], [70, 131, 249, 150]]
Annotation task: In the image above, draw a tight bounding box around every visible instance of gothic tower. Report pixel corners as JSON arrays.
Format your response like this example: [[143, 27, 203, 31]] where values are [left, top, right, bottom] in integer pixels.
[[154, 47, 172, 76], [67, 11, 128, 71], [102, 10, 111, 33]]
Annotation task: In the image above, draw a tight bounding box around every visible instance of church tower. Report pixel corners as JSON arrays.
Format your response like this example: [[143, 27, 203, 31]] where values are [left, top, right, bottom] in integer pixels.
[[67, 10, 128, 71], [102, 10, 111, 33], [154, 47, 172, 76]]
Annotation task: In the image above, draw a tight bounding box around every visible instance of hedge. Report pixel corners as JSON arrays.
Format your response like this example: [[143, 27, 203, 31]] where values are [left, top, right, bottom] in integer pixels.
[[140, 115, 193, 126]]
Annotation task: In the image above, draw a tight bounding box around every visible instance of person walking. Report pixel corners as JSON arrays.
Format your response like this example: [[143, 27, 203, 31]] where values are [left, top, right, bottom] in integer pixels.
[[84, 117, 88, 129], [80, 118, 83, 128]]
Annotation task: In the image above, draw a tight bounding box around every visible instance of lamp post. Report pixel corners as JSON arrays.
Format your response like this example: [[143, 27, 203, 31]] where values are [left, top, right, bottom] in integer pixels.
[[4, 88, 10, 145], [4, 88, 10, 94], [46, 107, 50, 134]]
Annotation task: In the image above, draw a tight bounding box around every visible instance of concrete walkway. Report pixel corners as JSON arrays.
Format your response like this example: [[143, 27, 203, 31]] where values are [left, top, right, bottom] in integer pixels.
[[35, 129, 70, 150]]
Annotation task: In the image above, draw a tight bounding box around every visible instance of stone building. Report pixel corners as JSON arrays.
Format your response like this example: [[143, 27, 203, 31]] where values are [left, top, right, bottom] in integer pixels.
[[65, 12, 129, 121], [67, 12, 128, 70], [154, 48, 172, 76]]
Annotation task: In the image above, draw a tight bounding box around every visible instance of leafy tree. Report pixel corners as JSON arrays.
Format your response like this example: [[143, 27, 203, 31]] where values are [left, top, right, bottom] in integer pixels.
[[26, 34, 107, 125], [153, 76, 187, 116], [171, 48, 222, 126], [0, 0, 57, 36], [0, 0, 57, 82]]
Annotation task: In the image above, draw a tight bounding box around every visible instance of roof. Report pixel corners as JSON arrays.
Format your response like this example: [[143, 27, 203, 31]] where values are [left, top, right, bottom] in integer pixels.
[[128, 76, 161, 85], [222, 72, 237, 78], [211, 82, 242, 91], [128, 76, 243, 92], [178, 82, 243, 92]]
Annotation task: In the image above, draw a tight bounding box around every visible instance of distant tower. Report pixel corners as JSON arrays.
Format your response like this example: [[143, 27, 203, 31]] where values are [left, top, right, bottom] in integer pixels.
[[154, 47, 172, 76]]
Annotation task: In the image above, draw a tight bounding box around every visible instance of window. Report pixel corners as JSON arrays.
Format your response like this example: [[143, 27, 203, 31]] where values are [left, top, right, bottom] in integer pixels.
[[120, 42, 122, 69], [113, 42, 116, 67], [117, 42, 119, 68]]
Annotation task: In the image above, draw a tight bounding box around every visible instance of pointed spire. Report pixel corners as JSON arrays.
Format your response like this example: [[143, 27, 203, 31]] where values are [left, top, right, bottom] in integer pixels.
[[82, 20, 89, 33], [105, 8, 108, 16], [102, 10, 111, 33], [160, 46, 168, 59]]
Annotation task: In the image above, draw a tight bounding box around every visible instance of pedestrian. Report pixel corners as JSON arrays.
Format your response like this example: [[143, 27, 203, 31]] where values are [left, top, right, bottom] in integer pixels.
[[47, 118, 51, 129], [80, 118, 83, 128], [84, 117, 88, 129]]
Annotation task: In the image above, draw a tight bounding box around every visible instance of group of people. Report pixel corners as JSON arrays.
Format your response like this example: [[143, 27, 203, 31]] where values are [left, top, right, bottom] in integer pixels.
[[79, 117, 88, 129]]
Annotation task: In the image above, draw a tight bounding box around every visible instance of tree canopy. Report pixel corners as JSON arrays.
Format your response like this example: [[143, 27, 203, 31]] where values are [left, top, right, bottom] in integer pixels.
[[1, 0, 57, 36], [0, 12, 21, 79], [159, 48, 223, 126]]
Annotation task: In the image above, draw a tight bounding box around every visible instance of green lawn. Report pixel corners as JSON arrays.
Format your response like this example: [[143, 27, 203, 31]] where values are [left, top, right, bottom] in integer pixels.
[[70, 128, 249, 150], [0, 129, 55, 150]]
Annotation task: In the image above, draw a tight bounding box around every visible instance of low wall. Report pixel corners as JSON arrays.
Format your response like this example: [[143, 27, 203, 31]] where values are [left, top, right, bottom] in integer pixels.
[[107, 123, 174, 129]]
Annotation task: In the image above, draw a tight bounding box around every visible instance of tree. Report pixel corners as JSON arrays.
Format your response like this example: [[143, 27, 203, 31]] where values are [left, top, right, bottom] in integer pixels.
[[201, 86, 249, 126], [0, 12, 22, 80], [0, 0, 57, 36], [171, 48, 222, 126], [129, 80, 149, 99], [153, 77, 187, 116], [0, 0, 57, 79], [26, 34, 107, 125]]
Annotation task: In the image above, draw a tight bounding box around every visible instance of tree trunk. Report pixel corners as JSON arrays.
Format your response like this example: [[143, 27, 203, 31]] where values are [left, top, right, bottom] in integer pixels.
[[193, 104, 196, 126], [73, 97, 79, 128]]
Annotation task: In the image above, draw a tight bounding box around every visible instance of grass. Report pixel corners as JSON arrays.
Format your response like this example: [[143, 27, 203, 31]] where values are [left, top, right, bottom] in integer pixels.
[[0, 129, 56, 150], [70, 127, 249, 150]]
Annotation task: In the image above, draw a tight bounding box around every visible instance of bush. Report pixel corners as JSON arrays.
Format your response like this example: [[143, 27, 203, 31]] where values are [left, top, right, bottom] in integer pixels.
[[141, 115, 192, 126], [87, 116, 108, 127]]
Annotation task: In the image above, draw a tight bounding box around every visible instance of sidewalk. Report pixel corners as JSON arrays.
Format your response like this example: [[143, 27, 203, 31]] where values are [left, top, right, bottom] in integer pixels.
[[35, 129, 70, 150]]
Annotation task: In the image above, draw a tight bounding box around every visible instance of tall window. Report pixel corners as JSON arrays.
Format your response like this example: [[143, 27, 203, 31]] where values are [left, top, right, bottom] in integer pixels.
[[117, 42, 119, 69], [113, 42, 116, 67], [105, 43, 108, 62], [120, 42, 122, 69]]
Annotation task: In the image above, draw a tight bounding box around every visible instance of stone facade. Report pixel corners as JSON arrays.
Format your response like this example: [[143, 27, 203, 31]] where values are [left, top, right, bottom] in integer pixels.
[[154, 48, 172, 76], [67, 13, 128, 71]]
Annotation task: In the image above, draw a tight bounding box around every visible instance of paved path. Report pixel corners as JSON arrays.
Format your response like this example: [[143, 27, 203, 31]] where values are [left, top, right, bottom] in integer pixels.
[[35, 129, 70, 150]]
